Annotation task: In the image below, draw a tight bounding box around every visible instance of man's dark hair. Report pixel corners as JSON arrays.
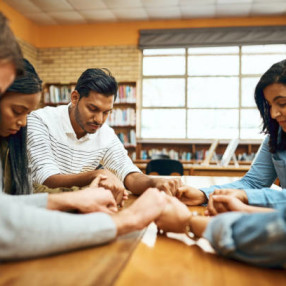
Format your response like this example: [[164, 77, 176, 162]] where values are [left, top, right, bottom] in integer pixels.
[[3, 59, 42, 195], [255, 59, 286, 153], [0, 12, 23, 77], [75, 68, 118, 100]]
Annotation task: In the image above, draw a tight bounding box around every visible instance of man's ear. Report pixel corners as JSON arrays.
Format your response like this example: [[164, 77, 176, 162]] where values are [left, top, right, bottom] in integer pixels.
[[71, 90, 80, 106]]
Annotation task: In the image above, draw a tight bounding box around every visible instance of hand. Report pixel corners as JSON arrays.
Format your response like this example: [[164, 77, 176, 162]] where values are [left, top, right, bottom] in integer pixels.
[[211, 195, 249, 213], [112, 188, 167, 235], [47, 176, 117, 214], [155, 194, 191, 233], [67, 187, 118, 214], [176, 185, 207, 205], [211, 195, 275, 214], [206, 189, 248, 216], [93, 169, 128, 206], [152, 177, 183, 196]]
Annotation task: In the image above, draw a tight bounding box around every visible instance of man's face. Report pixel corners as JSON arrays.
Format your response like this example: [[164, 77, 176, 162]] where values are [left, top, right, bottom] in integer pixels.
[[71, 91, 114, 138]]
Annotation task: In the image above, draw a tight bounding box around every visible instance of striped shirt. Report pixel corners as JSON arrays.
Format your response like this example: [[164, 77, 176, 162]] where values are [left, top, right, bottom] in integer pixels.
[[27, 104, 140, 185]]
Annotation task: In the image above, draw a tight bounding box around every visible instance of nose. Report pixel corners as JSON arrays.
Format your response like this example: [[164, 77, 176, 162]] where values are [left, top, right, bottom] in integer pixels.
[[93, 112, 103, 125], [270, 105, 282, 119], [17, 116, 27, 127]]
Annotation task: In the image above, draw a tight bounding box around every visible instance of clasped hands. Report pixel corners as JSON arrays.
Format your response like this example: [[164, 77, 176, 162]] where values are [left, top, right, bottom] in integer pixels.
[[175, 185, 250, 215], [49, 170, 251, 236]]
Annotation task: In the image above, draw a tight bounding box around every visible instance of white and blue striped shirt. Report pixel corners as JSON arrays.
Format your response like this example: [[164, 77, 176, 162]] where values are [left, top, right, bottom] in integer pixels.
[[27, 104, 140, 185]]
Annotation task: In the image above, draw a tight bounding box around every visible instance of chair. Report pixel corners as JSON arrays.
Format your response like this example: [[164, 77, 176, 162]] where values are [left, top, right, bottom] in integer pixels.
[[146, 159, 184, 176]]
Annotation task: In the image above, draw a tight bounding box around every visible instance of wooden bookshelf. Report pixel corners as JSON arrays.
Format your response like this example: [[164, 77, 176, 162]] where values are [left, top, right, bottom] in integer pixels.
[[106, 82, 137, 160], [135, 139, 262, 167], [42, 82, 76, 106]]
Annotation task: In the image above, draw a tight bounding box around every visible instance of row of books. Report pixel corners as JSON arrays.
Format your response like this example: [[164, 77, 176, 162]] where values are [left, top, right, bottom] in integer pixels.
[[237, 152, 256, 161], [117, 130, 136, 146], [194, 150, 256, 161], [140, 148, 257, 162], [141, 149, 192, 160], [44, 85, 75, 103], [116, 85, 136, 103], [107, 108, 136, 126]]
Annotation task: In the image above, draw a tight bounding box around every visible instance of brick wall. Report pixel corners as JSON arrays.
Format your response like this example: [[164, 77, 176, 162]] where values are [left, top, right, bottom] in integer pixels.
[[18, 38, 38, 71], [18, 39, 141, 84]]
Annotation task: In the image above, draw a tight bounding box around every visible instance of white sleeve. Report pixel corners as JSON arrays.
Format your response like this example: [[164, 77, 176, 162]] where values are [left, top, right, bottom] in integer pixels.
[[101, 135, 141, 182], [0, 194, 116, 260], [27, 112, 61, 184]]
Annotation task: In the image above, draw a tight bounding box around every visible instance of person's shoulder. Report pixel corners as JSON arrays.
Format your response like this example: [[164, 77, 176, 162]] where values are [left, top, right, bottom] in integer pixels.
[[100, 124, 116, 135], [263, 134, 270, 144], [94, 124, 117, 146], [30, 105, 67, 121]]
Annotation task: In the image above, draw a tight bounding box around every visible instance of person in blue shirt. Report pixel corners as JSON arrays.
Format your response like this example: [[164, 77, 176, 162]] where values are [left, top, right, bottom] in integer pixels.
[[156, 194, 286, 268], [152, 59, 286, 268], [175, 59, 286, 215]]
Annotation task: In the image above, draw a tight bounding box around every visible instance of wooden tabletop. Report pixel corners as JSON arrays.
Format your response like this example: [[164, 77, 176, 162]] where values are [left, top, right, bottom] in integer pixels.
[[0, 176, 285, 286]]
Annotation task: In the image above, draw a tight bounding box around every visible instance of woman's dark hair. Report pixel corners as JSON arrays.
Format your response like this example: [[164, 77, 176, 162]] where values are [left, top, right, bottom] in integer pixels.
[[4, 58, 42, 194], [75, 68, 118, 100], [255, 59, 286, 153]]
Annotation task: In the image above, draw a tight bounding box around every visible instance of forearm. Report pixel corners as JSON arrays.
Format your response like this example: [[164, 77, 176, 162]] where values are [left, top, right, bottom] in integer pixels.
[[124, 172, 154, 195], [245, 188, 286, 209], [9, 192, 78, 212], [112, 209, 138, 236], [244, 204, 275, 213], [188, 216, 211, 237], [203, 211, 286, 268], [5, 193, 48, 208], [47, 192, 78, 211], [43, 171, 97, 188], [0, 197, 116, 261]]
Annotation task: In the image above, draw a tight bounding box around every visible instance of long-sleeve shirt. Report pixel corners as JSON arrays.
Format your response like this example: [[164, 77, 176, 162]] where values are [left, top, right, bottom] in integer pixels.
[[201, 135, 286, 209], [204, 208, 286, 268], [27, 105, 140, 185], [0, 161, 117, 261]]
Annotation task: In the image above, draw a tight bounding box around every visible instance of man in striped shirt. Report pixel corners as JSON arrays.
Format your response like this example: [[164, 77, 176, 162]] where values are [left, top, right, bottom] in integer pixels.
[[27, 68, 182, 204]]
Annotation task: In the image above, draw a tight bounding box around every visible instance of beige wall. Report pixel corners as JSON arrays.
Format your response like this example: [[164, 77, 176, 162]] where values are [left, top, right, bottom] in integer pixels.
[[18, 38, 38, 71], [19, 39, 141, 85]]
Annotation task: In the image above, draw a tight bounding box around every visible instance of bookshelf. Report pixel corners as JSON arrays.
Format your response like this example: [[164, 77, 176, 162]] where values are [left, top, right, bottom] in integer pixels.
[[43, 83, 76, 106], [106, 82, 137, 160], [133, 139, 263, 176], [135, 139, 262, 165]]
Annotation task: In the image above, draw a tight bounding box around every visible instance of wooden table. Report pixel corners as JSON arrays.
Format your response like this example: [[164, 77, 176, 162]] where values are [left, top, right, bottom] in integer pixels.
[[0, 176, 285, 286]]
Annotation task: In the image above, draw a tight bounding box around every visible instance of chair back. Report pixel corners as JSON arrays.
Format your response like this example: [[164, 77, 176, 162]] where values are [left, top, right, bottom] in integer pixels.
[[146, 159, 184, 176]]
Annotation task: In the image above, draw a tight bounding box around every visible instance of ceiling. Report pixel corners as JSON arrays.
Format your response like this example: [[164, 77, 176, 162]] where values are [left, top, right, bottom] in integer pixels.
[[4, 0, 286, 26]]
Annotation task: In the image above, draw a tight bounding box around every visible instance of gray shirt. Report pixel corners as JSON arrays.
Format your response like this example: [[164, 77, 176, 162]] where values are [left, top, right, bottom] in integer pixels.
[[0, 161, 116, 261]]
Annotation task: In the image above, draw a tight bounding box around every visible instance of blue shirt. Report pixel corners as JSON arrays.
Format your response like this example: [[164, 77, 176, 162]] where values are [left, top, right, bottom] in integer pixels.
[[204, 208, 286, 268], [201, 135, 286, 209]]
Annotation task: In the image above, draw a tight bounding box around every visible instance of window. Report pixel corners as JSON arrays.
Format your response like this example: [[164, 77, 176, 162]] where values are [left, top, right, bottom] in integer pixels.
[[140, 45, 286, 139]]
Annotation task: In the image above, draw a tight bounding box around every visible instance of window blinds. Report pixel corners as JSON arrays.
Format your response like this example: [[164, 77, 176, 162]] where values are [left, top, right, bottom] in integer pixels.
[[139, 26, 286, 49]]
